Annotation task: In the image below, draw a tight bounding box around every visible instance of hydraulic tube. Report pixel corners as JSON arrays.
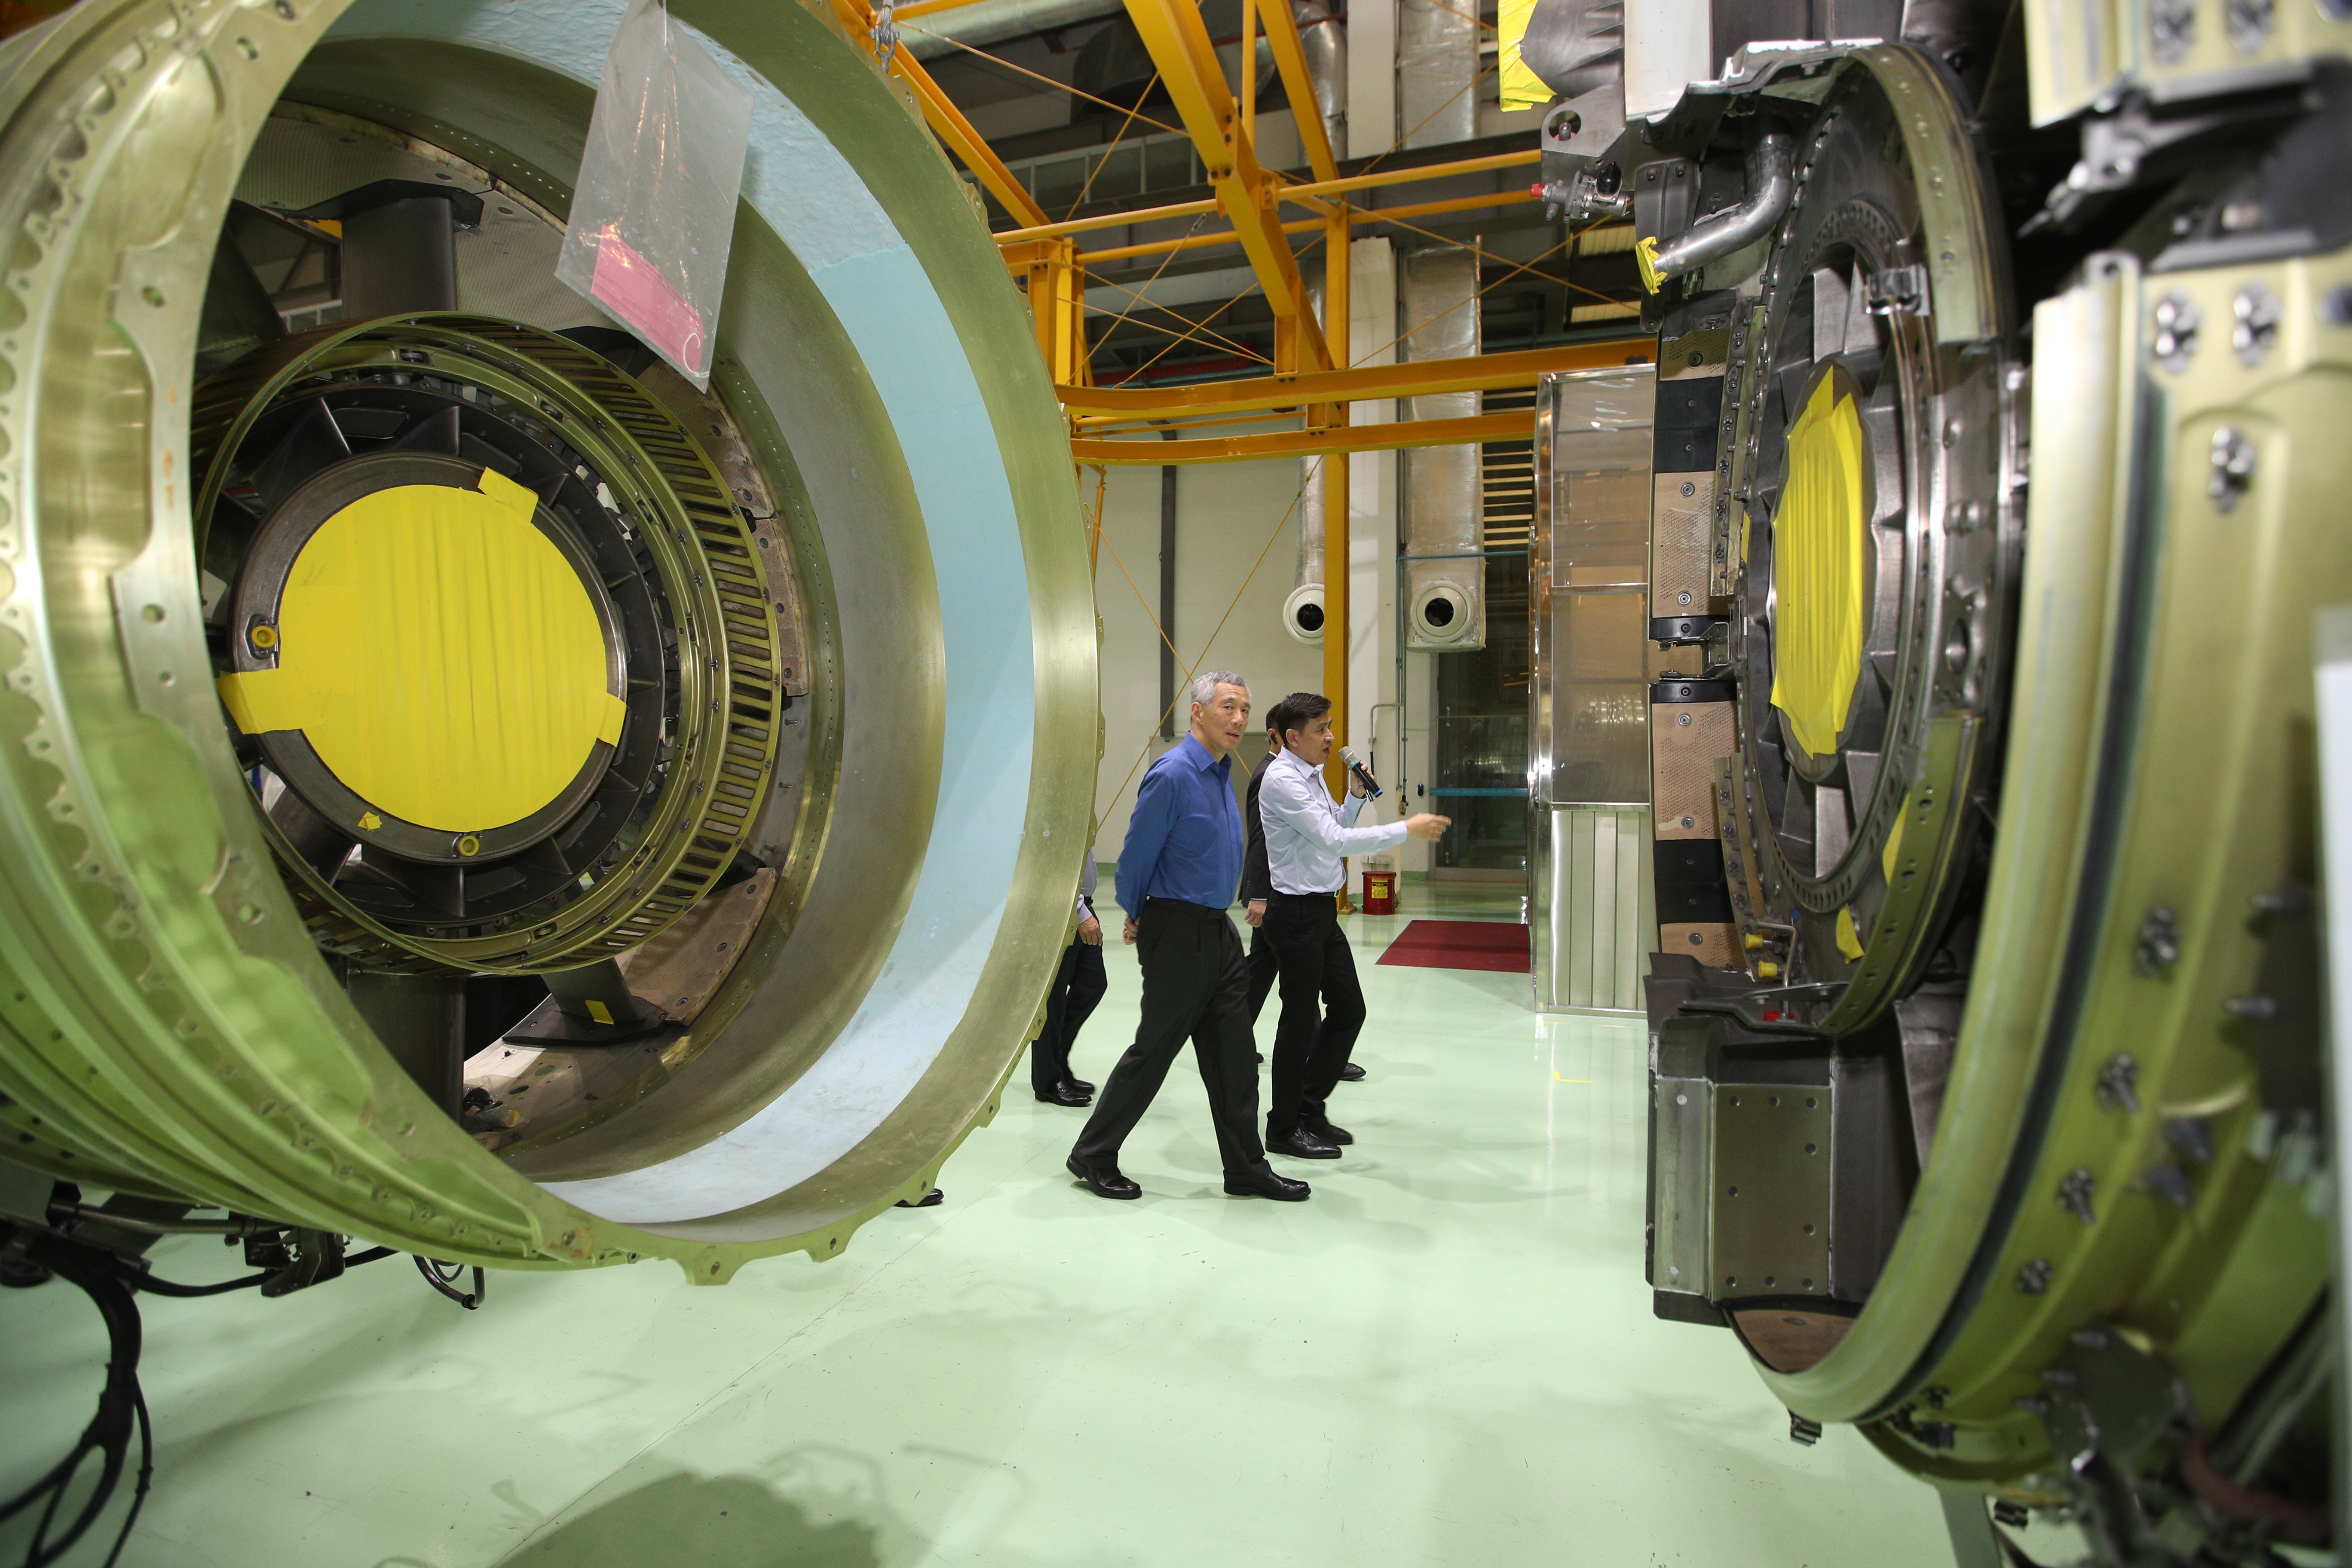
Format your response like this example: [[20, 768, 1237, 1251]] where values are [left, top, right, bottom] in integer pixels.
[[1639, 133, 1795, 289]]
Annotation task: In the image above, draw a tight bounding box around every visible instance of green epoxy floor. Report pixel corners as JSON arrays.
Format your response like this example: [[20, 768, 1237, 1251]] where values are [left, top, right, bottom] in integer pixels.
[[3, 881, 1962, 1567]]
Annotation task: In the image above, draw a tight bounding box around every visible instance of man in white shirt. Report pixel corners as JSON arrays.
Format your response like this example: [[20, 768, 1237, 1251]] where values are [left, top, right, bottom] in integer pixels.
[[1247, 692, 1449, 1159]]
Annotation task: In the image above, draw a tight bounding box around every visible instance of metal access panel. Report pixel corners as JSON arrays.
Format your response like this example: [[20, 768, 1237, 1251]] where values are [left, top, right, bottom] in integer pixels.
[[1531, 365, 1659, 1014], [1706, 1083, 1834, 1299], [1650, 1072, 1712, 1296]]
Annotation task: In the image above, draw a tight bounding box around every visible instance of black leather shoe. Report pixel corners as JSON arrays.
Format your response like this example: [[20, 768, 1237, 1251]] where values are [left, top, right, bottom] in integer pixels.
[[1069, 1077, 1096, 1095], [1338, 1062, 1367, 1081], [1224, 1165, 1311, 1200], [1305, 1119, 1353, 1145], [1265, 1129, 1341, 1160], [893, 1187, 943, 1208], [1067, 1155, 1140, 1199], [1036, 1078, 1092, 1107]]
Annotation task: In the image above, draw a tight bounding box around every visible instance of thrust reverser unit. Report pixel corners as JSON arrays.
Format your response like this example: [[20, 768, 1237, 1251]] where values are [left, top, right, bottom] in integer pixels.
[[0, 0, 1094, 1280], [1522, 0, 2351, 1553]]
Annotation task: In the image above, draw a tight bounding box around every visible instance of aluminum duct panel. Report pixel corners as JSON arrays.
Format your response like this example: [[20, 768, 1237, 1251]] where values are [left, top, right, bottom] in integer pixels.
[[1295, 0, 1349, 156], [1400, 248, 1483, 651], [1286, 266, 1329, 644], [1398, 0, 1478, 149]]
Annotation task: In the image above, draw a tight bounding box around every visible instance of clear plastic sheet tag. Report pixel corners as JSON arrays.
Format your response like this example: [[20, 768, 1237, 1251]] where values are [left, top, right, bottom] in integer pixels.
[[557, 0, 753, 389]]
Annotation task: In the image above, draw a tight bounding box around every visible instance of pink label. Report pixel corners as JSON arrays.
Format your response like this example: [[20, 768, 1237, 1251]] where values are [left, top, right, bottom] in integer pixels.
[[588, 229, 707, 376]]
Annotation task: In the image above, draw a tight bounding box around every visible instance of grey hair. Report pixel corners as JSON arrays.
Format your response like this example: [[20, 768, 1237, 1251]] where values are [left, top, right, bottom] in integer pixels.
[[1188, 670, 1247, 706]]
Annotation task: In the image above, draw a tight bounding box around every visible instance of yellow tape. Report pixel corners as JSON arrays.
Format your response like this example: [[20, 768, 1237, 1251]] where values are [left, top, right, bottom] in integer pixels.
[[1497, 0, 1550, 110], [1635, 235, 1663, 295], [1881, 797, 1908, 884], [1835, 906, 1865, 962], [1768, 374, 1867, 759], [217, 468, 625, 832]]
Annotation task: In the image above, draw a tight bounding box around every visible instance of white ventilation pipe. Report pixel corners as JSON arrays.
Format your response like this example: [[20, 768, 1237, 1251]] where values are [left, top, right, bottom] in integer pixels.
[[1286, 459, 1329, 644], [1397, 0, 1477, 149], [1287, 267, 1329, 645], [1400, 248, 1483, 651], [1294, 0, 1348, 156]]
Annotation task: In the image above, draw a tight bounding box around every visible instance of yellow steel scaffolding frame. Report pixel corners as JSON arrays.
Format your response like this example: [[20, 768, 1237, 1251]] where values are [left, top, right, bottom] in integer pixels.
[[826, 0, 1648, 794]]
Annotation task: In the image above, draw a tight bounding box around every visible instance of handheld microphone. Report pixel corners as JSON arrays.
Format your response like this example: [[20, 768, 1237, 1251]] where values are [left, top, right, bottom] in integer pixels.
[[1339, 745, 1383, 800]]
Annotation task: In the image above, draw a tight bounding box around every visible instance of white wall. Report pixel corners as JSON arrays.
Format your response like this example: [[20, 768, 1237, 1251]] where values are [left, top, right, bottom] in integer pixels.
[[1089, 452, 1326, 861], [1084, 243, 1421, 888]]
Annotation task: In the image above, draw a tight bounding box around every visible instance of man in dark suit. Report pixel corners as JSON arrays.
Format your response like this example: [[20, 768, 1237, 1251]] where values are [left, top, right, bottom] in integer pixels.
[[1243, 725, 1282, 1024], [1029, 851, 1103, 1107]]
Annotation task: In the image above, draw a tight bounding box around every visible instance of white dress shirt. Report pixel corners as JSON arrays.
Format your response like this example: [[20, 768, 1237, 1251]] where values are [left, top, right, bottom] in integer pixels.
[[1259, 747, 1409, 895]]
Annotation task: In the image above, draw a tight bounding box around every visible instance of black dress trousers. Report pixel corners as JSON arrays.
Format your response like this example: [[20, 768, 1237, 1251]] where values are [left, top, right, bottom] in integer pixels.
[[1261, 890, 1366, 1139], [1071, 898, 1269, 1177], [1030, 936, 1107, 1095], [1246, 928, 1279, 1022]]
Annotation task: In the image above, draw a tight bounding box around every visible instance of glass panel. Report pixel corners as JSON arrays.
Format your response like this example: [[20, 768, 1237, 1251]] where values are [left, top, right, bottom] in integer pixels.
[[1552, 468, 1650, 588], [1030, 156, 1089, 211], [1547, 590, 1650, 804], [1145, 138, 1195, 190], [1553, 371, 1654, 434], [1433, 550, 1533, 871], [1093, 144, 1142, 203]]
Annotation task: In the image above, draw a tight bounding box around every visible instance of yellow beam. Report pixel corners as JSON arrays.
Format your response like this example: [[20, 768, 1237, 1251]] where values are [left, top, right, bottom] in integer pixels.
[[1240, 0, 1257, 150], [1077, 217, 1319, 265], [994, 150, 1547, 247], [1072, 410, 1540, 464], [1320, 201, 1350, 802], [995, 197, 1222, 246], [1278, 149, 1542, 203], [891, 51, 1049, 228], [1120, 0, 1327, 369], [1069, 187, 1542, 264], [1017, 236, 1087, 385], [1261, 0, 1339, 182], [1066, 339, 1652, 417]]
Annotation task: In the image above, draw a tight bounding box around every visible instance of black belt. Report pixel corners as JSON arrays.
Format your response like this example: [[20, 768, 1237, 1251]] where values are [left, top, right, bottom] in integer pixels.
[[1267, 888, 1341, 901], [1142, 897, 1228, 919]]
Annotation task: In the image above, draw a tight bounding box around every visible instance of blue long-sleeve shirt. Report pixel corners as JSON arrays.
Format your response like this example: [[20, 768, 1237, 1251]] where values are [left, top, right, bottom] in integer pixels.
[[1115, 735, 1243, 912]]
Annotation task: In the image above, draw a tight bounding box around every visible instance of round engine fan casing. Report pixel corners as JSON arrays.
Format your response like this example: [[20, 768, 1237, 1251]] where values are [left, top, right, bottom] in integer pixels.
[[0, 0, 1095, 1279]]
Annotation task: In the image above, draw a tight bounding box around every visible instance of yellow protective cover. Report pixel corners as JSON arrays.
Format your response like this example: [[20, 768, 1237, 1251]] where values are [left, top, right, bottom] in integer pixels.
[[1769, 374, 1867, 760], [1498, 0, 1553, 110], [217, 468, 625, 833]]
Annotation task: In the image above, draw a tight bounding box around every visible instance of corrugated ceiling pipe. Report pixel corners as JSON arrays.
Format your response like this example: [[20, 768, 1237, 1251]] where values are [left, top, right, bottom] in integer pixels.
[[1397, 0, 1478, 149], [1400, 247, 1483, 650], [1285, 267, 1329, 644], [1294, 0, 1348, 157], [905, 0, 1124, 60]]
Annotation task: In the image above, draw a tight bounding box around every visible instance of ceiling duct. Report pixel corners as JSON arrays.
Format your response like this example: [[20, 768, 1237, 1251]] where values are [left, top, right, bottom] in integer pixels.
[[1286, 459, 1329, 645], [1399, 0, 1478, 149], [1400, 249, 1484, 651], [1294, 0, 1348, 156], [1286, 267, 1329, 645]]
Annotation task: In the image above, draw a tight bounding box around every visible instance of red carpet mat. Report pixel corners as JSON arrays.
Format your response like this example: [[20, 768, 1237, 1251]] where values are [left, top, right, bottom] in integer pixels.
[[1375, 919, 1530, 974]]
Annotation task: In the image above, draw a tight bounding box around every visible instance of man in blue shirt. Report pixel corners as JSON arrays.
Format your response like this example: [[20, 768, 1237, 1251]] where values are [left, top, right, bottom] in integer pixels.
[[1066, 671, 1309, 1203]]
